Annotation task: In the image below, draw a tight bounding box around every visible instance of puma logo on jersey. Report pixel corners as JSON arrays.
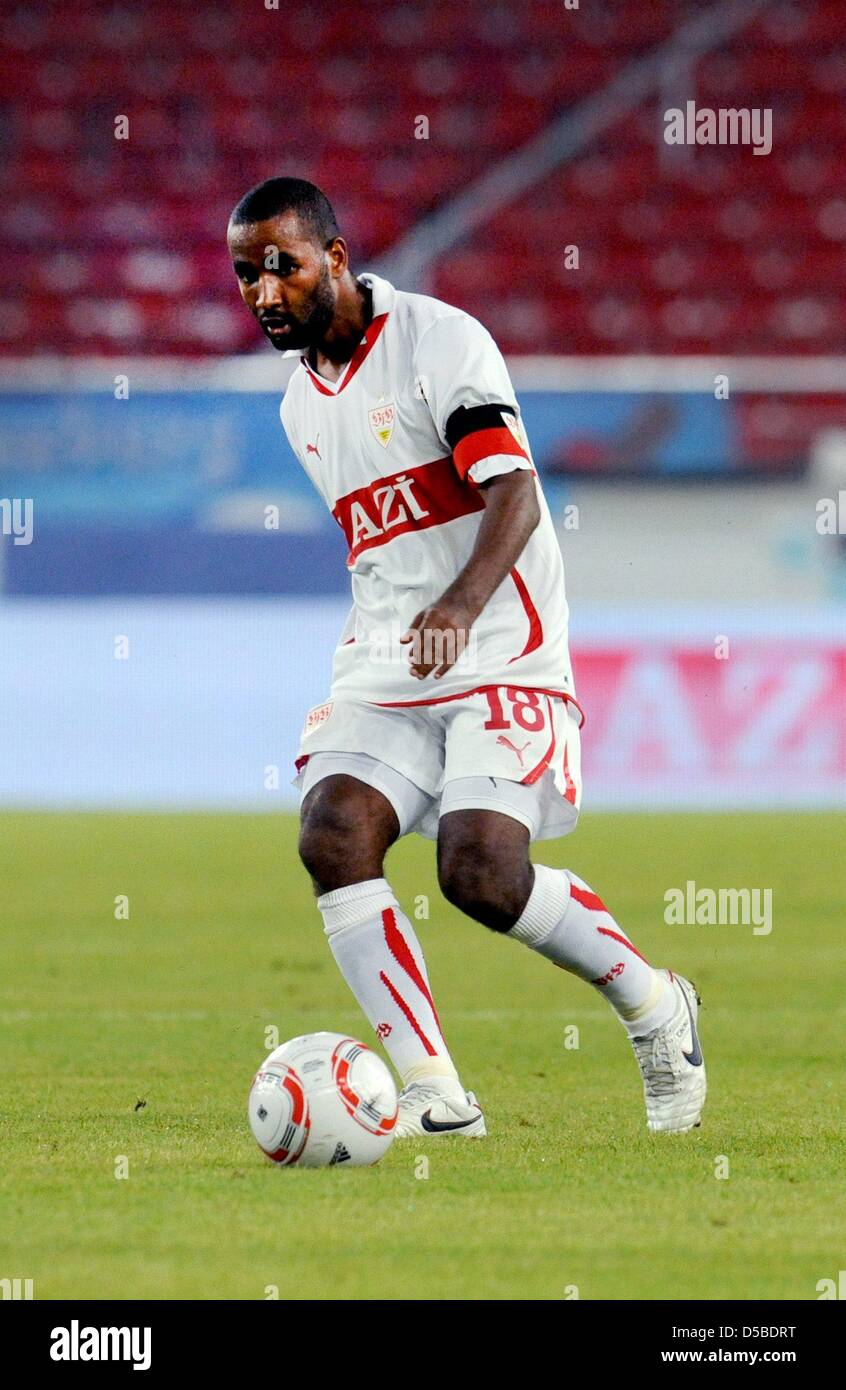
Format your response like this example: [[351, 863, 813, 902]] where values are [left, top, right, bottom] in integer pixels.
[[496, 735, 531, 767], [306, 435, 321, 459]]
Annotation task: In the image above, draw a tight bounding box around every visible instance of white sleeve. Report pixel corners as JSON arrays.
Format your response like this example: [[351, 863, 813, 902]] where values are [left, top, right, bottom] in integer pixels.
[[279, 395, 303, 465], [413, 312, 533, 484]]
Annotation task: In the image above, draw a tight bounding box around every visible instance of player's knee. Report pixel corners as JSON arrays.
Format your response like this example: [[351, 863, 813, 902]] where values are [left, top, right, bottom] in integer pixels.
[[298, 777, 396, 892], [298, 817, 339, 887], [437, 836, 529, 932], [298, 802, 362, 886]]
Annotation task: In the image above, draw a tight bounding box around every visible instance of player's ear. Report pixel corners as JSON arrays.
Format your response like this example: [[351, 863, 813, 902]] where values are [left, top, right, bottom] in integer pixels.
[[325, 235, 348, 277]]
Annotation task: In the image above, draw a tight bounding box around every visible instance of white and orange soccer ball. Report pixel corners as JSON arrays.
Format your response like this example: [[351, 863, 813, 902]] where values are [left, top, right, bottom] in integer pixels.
[[248, 1032, 398, 1168]]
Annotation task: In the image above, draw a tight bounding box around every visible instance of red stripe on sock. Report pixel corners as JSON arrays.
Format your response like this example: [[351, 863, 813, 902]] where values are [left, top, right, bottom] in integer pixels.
[[382, 907, 445, 1036], [379, 971, 437, 1056], [569, 882, 609, 914], [596, 925, 651, 965]]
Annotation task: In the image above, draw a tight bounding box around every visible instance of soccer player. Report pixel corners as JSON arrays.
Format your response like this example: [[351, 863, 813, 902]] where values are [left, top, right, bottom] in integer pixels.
[[227, 177, 706, 1137]]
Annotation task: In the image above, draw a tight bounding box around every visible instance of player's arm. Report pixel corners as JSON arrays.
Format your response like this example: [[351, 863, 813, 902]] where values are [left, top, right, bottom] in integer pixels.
[[401, 468, 540, 679], [403, 314, 539, 680]]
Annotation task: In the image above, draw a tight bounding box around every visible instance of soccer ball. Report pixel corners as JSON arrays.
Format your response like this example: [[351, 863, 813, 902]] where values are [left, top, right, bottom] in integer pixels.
[[248, 1031, 398, 1168]]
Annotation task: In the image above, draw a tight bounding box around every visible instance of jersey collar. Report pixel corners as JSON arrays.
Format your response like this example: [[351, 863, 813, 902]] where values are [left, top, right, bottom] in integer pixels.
[[300, 273, 394, 397]]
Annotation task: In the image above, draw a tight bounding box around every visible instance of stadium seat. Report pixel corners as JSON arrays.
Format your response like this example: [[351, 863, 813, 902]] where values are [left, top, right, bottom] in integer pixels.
[[0, 0, 843, 359]]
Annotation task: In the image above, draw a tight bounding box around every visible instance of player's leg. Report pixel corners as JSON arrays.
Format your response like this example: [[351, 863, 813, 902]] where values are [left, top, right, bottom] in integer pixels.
[[436, 803, 705, 1133], [433, 690, 706, 1133], [299, 770, 398, 892], [298, 756, 484, 1137], [437, 801, 666, 1021], [437, 803, 667, 1024]]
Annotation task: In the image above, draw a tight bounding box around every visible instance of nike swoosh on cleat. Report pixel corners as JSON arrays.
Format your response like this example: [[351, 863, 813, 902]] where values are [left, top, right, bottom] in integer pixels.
[[420, 1108, 481, 1133], [679, 985, 704, 1067]]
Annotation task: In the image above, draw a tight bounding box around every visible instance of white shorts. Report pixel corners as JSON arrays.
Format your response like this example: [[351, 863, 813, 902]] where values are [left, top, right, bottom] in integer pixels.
[[294, 686, 582, 842]]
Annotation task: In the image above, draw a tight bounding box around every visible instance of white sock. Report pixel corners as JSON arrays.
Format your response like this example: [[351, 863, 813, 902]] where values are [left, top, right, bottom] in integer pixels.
[[318, 878, 463, 1094], [508, 865, 675, 1034]]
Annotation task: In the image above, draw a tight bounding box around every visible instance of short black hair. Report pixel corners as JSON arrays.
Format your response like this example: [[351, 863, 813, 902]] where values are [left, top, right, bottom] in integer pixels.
[[229, 177, 340, 246]]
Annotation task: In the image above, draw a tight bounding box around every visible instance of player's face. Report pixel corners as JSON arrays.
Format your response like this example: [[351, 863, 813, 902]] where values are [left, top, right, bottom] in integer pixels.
[[227, 212, 340, 351]]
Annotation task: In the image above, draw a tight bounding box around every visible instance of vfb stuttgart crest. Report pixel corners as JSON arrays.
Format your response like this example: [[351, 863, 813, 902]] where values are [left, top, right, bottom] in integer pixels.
[[368, 402, 395, 448]]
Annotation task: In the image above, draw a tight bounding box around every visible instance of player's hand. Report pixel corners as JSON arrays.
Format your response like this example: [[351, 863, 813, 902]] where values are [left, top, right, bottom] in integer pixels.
[[400, 600, 477, 680]]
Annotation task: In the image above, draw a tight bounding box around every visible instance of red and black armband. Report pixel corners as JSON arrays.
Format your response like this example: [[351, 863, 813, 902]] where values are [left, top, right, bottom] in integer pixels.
[[444, 403, 530, 482]]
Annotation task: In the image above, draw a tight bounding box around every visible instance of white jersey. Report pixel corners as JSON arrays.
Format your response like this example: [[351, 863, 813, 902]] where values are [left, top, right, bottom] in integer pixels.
[[280, 273, 576, 709]]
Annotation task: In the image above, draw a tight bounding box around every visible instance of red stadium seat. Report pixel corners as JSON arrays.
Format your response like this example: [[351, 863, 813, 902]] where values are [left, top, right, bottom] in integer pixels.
[[0, 0, 844, 355]]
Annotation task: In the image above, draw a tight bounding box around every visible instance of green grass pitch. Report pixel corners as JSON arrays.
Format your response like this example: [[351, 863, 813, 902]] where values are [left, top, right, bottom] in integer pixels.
[[2, 811, 844, 1301]]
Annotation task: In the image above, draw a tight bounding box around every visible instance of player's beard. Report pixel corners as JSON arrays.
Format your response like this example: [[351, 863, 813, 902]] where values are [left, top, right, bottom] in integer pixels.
[[261, 261, 335, 352]]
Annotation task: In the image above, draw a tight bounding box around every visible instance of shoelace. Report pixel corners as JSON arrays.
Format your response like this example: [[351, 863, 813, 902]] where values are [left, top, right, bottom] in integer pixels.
[[631, 1031, 680, 1098]]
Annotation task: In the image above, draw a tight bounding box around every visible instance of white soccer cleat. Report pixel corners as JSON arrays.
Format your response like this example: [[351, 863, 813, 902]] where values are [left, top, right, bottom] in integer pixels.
[[394, 1083, 487, 1139], [630, 971, 707, 1134]]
